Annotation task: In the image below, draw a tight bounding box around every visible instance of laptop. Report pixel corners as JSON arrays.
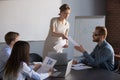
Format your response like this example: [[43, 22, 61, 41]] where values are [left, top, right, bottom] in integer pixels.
[[47, 52, 68, 66], [51, 59, 73, 78]]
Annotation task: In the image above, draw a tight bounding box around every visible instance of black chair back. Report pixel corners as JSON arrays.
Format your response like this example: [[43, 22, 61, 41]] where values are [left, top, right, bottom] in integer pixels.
[[29, 53, 43, 63]]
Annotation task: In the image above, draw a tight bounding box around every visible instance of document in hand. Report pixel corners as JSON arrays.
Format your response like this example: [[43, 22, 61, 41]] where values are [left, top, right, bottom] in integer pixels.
[[53, 39, 66, 53], [37, 57, 57, 73], [68, 36, 79, 46]]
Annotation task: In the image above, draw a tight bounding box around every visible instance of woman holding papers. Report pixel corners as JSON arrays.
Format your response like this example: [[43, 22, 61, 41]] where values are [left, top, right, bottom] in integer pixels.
[[43, 4, 71, 59], [3, 41, 52, 80]]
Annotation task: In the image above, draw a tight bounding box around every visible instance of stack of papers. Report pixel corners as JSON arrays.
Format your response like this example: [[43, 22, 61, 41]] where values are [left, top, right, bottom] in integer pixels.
[[53, 39, 66, 53], [72, 63, 92, 70]]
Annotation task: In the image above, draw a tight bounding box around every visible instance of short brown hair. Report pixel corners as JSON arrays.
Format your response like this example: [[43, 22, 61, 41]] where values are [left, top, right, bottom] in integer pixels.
[[5, 31, 19, 45], [95, 26, 107, 38]]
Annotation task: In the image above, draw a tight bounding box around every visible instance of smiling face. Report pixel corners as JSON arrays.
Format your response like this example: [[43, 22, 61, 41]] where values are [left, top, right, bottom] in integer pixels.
[[60, 9, 70, 19], [59, 4, 71, 20]]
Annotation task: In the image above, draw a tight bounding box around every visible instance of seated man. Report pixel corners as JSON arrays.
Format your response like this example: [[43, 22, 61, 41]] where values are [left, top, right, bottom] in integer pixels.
[[0, 31, 20, 79], [74, 26, 114, 71]]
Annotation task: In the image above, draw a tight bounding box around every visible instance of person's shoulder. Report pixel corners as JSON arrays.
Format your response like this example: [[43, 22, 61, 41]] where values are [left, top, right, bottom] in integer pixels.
[[66, 20, 69, 23], [1, 44, 11, 55], [105, 40, 113, 48], [2, 44, 10, 50], [50, 17, 58, 24], [66, 21, 70, 26], [51, 17, 58, 21], [104, 41, 114, 53]]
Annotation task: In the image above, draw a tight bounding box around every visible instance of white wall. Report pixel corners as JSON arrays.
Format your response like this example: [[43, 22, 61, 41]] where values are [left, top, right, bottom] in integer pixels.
[[0, 0, 61, 42]]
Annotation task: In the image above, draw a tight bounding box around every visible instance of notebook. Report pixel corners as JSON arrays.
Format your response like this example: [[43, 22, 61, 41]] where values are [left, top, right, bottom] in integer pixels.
[[51, 59, 73, 78], [47, 52, 68, 66]]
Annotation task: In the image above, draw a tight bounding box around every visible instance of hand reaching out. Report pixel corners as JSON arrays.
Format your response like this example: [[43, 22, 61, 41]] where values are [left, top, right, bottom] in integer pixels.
[[74, 45, 86, 53]]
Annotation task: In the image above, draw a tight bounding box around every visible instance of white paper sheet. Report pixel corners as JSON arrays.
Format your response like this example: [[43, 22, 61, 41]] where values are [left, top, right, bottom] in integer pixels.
[[37, 57, 57, 73], [53, 39, 66, 53], [68, 36, 79, 46], [72, 63, 92, 70], [72, 63, 85, 67], [33, 62, 42, 65]]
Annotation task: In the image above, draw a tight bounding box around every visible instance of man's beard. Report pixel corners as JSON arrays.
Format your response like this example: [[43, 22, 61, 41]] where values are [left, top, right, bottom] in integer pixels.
[[93, 37, 100, 42]]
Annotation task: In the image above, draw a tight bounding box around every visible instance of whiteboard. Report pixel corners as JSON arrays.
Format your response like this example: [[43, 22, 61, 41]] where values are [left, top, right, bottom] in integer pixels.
[[0, 0, 61, 42], [74, 16, 105, 57]]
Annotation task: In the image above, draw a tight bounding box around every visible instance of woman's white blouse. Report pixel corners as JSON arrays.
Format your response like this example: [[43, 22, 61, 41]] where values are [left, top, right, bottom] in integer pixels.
[[17, 62, 49, 80]]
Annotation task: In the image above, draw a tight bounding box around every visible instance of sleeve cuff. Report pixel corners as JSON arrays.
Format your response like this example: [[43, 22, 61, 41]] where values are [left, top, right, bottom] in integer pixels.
[[39, 73, 49, 80]]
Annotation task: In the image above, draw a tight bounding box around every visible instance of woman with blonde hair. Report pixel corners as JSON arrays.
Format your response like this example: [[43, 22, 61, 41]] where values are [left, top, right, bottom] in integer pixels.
[[43, 4, 71, 59]]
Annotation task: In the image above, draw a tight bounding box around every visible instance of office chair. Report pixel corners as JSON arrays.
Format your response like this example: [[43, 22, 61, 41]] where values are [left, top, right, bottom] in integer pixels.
[[114, 53, 120, 73], [29, 53, 43, 63]]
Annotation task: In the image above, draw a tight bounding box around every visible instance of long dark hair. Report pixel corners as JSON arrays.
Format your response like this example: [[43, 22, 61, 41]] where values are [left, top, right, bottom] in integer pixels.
[[4, 41, 30, 77]]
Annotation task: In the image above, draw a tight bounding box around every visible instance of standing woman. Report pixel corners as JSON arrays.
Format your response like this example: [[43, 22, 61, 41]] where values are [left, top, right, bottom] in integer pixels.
[[3, 41, 51, 80], [43, 4, 71, 59]]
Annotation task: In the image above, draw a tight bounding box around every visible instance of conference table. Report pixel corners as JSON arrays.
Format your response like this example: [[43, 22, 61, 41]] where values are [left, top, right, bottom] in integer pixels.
[[45, 65, 120, 80]]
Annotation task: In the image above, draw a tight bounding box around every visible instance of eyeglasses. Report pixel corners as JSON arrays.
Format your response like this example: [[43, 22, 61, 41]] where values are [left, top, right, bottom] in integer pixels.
[[93, 32, 100, 36], [94, 34, 100, 36]]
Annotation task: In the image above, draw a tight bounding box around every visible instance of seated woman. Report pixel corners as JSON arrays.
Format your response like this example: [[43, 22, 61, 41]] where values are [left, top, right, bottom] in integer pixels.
[[3, 41, 52, 80]]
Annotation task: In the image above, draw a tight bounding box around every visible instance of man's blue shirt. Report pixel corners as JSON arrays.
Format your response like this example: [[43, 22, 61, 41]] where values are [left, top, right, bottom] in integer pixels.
[[82, 40, 114, 71], [0, 44, 12, 78]]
